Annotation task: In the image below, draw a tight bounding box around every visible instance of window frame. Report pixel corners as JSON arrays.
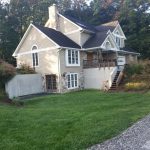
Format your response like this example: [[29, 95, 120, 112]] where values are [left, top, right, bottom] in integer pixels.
[[66, 73, 78, 89], [31, 45, 39, 67], [115, 31, 121, 47], [65, 49, 80, 67]]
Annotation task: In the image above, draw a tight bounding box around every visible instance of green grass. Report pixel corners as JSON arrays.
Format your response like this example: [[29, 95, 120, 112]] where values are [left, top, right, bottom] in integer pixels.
[[1, 90, 150, 150]]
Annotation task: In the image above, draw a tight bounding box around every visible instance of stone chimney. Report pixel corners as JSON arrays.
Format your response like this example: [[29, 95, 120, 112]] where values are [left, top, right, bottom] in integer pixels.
[[45, 4, 58, 29]]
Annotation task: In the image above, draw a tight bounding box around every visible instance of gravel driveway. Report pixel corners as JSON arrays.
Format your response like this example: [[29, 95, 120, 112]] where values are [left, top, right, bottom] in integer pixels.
[[88, 114, 150, 150]]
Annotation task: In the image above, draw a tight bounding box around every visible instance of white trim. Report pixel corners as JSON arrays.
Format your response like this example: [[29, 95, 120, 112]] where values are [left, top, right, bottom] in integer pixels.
[[61, 46, 81, 50], [113, 23, 126, 39], [13, 24, 33, 57], [65, 49, 80, 67], [13, 24, 60, 57], [118, 50, 140, 55], [100, 34, 119, 51], [66, 73, 79, 89], [58, 13, 82, 30], [16, 46, 59, 56], [32, 24, 60, 47], [64, 29, 81, 35], [31, 45, 39, 68]]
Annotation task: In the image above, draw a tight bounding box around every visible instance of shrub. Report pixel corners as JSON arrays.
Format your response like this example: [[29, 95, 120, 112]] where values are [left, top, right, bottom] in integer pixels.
[[17, 64, 36, 74], [0, 60, 16, 88], [125, 82, 149, 91], [124, 63, 144, 77]]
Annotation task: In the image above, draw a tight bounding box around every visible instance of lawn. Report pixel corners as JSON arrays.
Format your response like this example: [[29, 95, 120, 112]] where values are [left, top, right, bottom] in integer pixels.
[[0, 90, 150, 150]]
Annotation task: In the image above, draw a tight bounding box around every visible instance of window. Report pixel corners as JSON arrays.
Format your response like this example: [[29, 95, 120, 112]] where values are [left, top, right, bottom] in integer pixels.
[[66, 49, 80, 66], [32, 45, 39, 67], [67, 73, 78, 89], [116, 36, 121, 47], [105, 41, 111, 50], [115, 31, 121, 47]]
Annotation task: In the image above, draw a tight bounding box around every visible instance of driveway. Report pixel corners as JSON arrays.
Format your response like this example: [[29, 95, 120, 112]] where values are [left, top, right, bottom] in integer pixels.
[[88, 114, 150, 150]]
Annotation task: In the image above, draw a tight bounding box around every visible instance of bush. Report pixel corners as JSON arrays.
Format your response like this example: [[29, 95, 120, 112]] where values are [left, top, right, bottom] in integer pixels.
[[124, 63, 144, 77], [123, 60, 150, 91], [0, 60, 16, 88], [17, 64, 36, 74], [125, 82, 149, 91]]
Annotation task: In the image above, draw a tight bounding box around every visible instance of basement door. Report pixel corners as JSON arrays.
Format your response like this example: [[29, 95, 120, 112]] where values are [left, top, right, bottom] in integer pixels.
[[46, 75, 57, 92]]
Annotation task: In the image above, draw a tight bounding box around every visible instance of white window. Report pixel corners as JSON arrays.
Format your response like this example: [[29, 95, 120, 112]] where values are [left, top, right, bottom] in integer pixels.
[[115, 31, 121, 47], [105, 41, 111, 50], [116, 36, 121, 47], [66, 73, 78, 89], [32, 45, 39, 67], [66, 49, 80, 66]]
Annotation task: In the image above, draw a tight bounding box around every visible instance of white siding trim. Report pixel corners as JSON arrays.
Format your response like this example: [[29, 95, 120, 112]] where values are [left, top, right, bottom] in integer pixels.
[[13, 24, 60, 57], [17, 46, 58, 56]]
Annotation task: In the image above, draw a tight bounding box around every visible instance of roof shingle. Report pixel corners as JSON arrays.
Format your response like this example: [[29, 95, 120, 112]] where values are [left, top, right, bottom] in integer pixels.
[[34, 24, 81, 49]]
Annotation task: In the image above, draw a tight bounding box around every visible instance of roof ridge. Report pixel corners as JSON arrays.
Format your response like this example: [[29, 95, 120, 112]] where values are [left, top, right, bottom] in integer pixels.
[[100, 20, 119, 27]]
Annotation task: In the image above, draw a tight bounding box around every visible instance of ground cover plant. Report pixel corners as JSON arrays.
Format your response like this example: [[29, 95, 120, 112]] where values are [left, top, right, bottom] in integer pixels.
[[0, 90, 150, 150]]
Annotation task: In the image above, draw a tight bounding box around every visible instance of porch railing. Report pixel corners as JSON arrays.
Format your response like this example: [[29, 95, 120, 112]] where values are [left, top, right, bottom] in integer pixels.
[[83, 59, 116, 69]]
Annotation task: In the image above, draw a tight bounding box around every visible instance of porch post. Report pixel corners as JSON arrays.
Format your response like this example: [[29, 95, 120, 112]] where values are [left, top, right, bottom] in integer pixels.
[[98, 49, 103, 68]]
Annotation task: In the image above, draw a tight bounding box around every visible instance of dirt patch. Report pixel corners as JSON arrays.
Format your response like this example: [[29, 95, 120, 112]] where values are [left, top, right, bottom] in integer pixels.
[[0, 96, 24, 107]]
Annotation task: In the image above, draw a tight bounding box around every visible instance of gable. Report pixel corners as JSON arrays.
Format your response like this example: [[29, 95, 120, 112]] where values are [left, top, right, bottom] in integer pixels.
[[113, 24, 126, 39], [13, 25, 58, 57], [101, 34, 118, 51], [58, 14, 80, 34]]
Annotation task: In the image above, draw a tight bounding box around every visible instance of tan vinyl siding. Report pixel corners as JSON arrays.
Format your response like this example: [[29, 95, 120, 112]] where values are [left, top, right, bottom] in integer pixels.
[[59, 49, 86, 92], [58, 15, 81, 46], [58, 16, 79, 33], [16, 26, 59, 75], [17, 26, 56, 54], [80, 32, 91, 46]]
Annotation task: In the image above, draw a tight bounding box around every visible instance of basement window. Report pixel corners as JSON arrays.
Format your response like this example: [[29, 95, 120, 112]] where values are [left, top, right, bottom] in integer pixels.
[[67, 73, 78, 89]]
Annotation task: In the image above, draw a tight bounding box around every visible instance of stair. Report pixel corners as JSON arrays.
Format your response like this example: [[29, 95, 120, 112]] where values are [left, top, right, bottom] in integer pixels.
[[109, 71, 121, 91]]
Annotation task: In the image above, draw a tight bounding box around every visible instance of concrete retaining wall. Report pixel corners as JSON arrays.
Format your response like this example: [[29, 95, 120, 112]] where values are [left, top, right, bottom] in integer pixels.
[[5, 74, 45, 99], [83, 67, 117, 90]]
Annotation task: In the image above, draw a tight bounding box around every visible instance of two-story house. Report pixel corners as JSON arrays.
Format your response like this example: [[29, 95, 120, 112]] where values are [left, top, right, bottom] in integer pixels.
[[13, 4, 139, 93]]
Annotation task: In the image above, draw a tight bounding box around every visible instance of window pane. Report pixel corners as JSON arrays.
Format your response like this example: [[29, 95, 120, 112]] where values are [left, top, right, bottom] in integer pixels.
[[67, 75, 70, 88], [35, 53, 38, 66], [71, 74, 74, 87], [72, 50, 75, 64], [32, 53, 35, 66], [75, 51, 78, 64], [75, 74, 77, 87], [68, 50, 71, 64]]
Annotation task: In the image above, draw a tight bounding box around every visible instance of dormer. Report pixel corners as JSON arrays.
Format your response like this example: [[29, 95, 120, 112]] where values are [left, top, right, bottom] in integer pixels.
[[112, 23, 126, 49], [45, 4, 95, 47]]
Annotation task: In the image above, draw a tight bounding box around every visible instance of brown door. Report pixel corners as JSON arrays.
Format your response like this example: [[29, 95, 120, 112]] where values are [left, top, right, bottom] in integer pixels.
[[87, 52, 93, 60], [46, 75, 57, 92]]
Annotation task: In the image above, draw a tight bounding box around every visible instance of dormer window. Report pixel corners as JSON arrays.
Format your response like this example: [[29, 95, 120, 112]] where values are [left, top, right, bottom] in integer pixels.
[[115, 31, 121, 47], [105, 41, 111, 50], [32, 45, 39, 67], [116, 36, 121, 47]]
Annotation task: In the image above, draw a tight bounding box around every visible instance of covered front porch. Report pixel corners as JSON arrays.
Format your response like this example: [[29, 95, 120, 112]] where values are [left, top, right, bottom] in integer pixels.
[[83, 50, 118, 69]]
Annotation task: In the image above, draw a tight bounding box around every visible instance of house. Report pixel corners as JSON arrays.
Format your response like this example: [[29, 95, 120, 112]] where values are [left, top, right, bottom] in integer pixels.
[[13, 4, 139, 93]]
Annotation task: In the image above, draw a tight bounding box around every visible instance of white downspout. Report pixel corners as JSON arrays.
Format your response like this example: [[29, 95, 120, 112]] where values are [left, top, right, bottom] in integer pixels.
[[57, 48, 62, 93]]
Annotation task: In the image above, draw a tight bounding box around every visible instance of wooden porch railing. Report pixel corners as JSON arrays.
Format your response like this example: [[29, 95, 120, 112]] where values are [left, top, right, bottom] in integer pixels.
[[83, 59, 116, 69]]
